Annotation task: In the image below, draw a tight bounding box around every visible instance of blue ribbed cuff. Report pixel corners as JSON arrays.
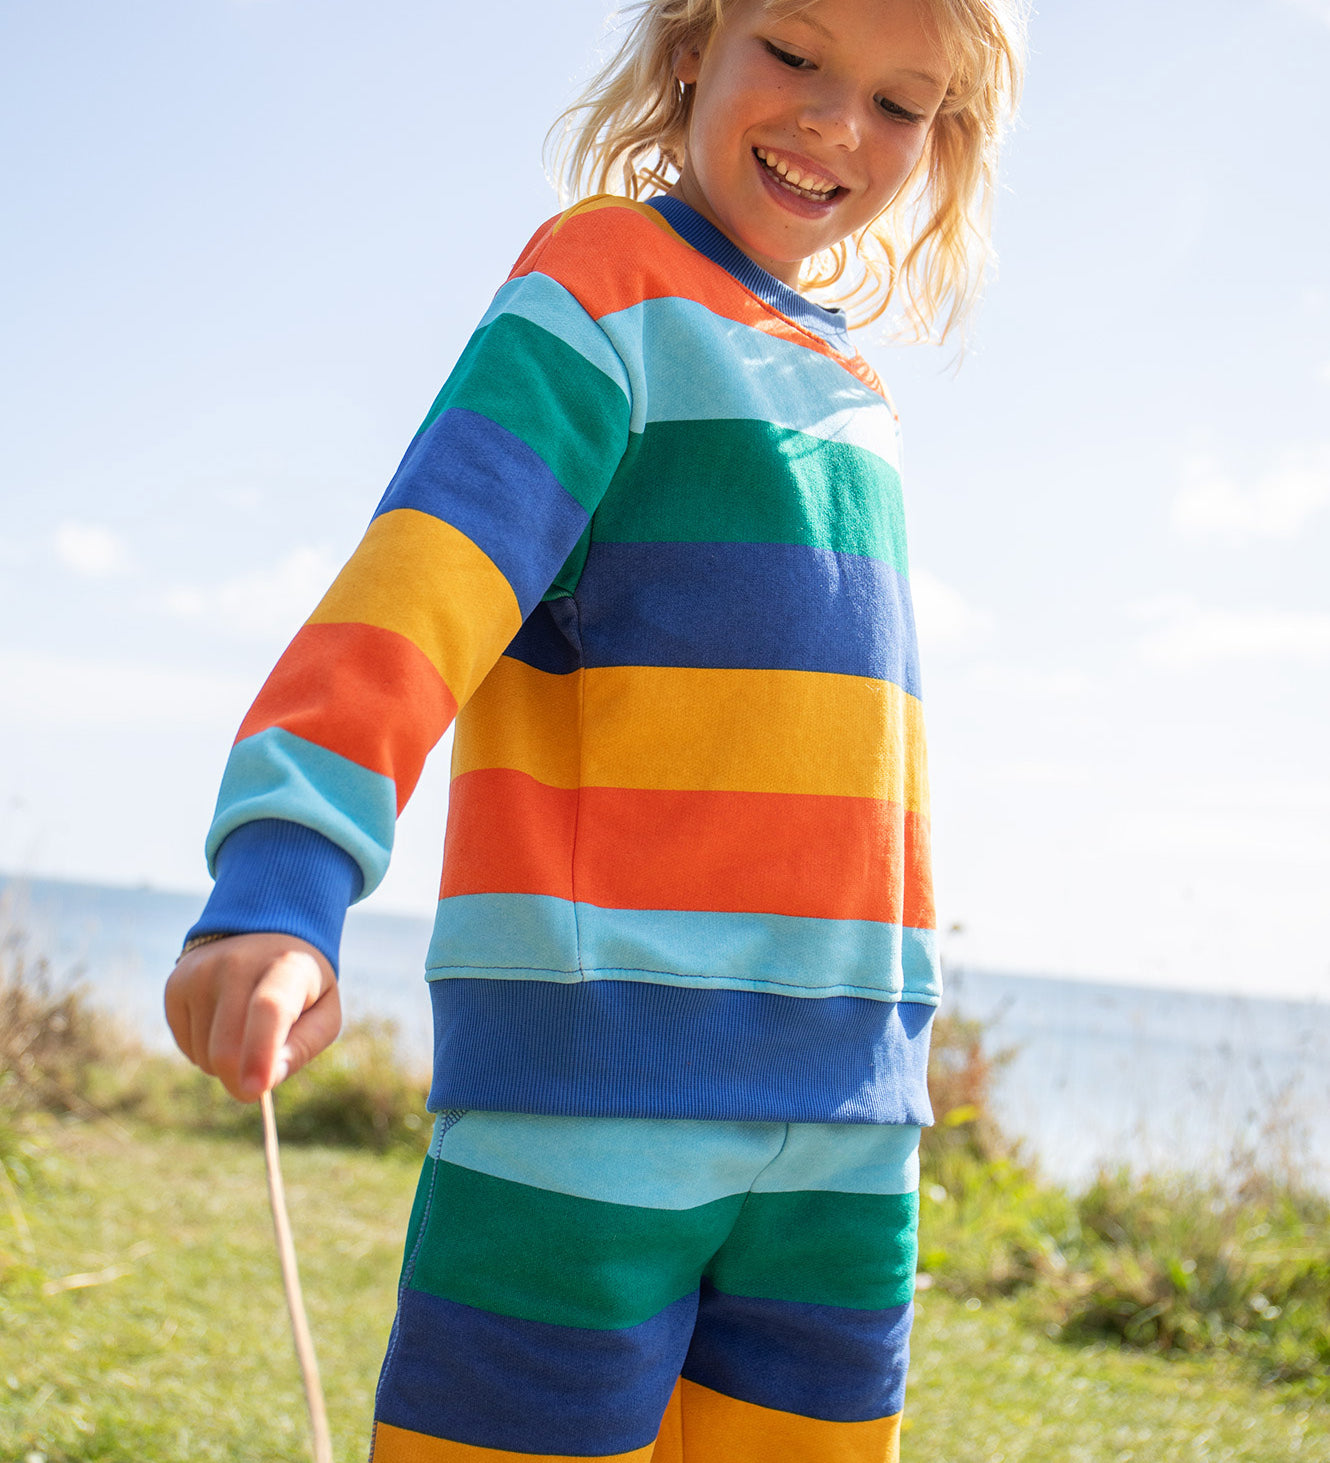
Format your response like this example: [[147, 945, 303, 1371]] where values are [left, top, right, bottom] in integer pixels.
[[185, 818, 363, 975]]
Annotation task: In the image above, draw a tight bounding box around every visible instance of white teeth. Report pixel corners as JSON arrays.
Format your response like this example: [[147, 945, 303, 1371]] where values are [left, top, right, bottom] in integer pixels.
[[756, 148, 837, 197]]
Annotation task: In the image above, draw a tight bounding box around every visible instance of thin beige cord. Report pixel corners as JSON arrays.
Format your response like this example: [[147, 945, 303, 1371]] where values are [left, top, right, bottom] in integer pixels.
[[261, 1089, 334, 1463]]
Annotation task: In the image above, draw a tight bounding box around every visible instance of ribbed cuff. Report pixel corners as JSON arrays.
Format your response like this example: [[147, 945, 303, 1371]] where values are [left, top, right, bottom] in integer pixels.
[[185, 818, 363, 975]]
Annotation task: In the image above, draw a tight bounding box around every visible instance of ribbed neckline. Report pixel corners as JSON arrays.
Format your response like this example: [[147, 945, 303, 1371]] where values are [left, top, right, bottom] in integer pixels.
[[645, 195, 852, 354]]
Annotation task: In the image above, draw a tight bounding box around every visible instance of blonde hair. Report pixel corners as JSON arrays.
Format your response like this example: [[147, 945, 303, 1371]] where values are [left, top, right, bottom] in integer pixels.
[[548, 0, 1027, 338]]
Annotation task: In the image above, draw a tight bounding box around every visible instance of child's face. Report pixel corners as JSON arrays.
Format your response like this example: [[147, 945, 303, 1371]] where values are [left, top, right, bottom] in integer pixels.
[[672, 0, 950, 287]]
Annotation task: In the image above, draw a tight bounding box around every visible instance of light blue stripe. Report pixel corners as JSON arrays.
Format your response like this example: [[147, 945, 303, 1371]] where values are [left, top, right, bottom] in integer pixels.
[[750, 1122, 920, 1196], [205, 726, 395, 898], [478, 274, 632, 404], [599, 296, 899, 465], [426, 893, 941, 1004], [434, 1110, 783, 1209], [431, 1111, 920, 1210]]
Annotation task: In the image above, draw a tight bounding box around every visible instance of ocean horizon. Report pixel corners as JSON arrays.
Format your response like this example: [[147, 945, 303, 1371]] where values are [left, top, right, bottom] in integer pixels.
[[4, 870, 1328, 1192]]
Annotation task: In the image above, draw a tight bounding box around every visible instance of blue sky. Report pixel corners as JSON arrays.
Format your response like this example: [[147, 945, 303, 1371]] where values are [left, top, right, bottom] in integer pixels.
[[3, 0, 1328, 998]]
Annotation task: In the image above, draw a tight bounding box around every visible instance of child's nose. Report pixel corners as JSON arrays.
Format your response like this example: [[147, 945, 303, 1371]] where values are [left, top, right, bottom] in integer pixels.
[[796, 81, 860, 149]]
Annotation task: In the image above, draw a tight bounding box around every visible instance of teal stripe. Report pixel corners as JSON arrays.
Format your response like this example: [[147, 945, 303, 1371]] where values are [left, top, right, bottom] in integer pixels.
[[435, 1110, 784, 1210], [418, 314, 630, 513], [751, 1122, 920, 1196], [407, 1161, 740, 1329], [206, 727, 394, 895], [433, 1111, 921, 1209], [426, 893, 941, 1004], [595, 419, 908, 568], [708, 1189, 919, 1310], [600, 295, 898, 457], [478, 274, 631, 401]]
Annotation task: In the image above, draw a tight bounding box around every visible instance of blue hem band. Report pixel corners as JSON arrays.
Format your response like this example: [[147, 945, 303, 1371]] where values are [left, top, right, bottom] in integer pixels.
[[185, 818, 362, 974], [427, 978, 934, 1124]]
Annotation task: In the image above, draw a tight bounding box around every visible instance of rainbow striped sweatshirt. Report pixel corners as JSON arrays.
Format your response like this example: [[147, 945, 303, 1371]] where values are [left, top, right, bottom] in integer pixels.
[[189, 195, 939, 1126]]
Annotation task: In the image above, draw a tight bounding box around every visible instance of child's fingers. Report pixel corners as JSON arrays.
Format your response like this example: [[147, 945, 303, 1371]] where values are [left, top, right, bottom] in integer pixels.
[[164, 954, 220, 1072], [275, 983, 343, 1089], [208, 961, 266, 1091], [236, 950, 335, 1100]]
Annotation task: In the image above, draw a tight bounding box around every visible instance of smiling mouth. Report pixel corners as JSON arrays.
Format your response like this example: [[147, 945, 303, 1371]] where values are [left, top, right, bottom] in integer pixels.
[[754, 148, 842, 201]]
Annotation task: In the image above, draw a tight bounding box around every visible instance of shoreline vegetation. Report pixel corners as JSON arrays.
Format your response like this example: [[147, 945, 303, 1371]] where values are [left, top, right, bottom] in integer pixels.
[[3, 923, 1328, 1460]]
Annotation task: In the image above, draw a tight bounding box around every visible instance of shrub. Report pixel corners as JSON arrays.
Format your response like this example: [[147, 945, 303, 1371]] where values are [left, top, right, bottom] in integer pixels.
[[0, 925, 137, 1120]]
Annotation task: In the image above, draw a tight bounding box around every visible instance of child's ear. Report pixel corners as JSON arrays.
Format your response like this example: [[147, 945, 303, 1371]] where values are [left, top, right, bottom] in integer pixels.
[[674, 41, 702, 86]]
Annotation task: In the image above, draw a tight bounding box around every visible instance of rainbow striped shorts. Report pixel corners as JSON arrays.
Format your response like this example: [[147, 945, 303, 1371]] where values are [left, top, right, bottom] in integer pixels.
[[370, 1109, 921, 1462]]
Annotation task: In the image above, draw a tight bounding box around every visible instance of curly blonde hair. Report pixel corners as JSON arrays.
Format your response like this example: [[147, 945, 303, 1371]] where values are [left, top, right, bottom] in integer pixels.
[[548, 0, 1027, 337]]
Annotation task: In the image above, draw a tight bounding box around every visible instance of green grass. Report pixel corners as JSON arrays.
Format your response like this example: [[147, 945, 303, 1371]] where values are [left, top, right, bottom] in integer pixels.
[[2, 1117, 1327, 1463]]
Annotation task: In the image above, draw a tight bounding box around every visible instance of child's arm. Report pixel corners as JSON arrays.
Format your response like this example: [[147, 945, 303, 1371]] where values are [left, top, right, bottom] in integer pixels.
[[170, 226, 634, 1096], [164, 933, 338, 1101]]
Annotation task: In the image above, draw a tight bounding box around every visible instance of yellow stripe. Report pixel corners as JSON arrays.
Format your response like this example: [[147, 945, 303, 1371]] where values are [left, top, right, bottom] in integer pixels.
[[308, 509, 521, 709], [454, 659, 929, 812], [554, 193, 679, 241], [671, 1379, 902, 1463], [370, 1419, 654, 1463]]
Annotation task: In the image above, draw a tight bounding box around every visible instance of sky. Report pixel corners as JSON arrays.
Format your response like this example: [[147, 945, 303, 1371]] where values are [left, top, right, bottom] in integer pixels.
[[2, 0, 1328, 1000]]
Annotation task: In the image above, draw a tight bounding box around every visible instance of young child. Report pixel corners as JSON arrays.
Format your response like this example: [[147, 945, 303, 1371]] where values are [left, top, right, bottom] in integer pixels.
[[165, 0, 1025, 1457]]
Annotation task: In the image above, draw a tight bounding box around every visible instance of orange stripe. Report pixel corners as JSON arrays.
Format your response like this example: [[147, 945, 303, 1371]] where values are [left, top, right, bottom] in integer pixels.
[[236, 622, 456, 810], [441, 770, 577, 903], [440, 769, 935, 928], [671, 1378, 901, 1463], [510, 199, 886, 395], [370, 1419, 654, 1463]]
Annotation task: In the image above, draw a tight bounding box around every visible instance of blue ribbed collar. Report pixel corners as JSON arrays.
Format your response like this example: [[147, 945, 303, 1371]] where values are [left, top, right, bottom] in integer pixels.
[[645, 194, 852, 355]]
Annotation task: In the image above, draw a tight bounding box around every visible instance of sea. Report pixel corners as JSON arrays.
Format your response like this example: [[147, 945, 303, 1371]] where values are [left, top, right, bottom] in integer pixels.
[[4, 872, 1328, 1193]]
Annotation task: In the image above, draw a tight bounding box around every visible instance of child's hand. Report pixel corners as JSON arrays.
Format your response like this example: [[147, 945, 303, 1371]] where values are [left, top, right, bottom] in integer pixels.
[[164, 933, 341, 1103]]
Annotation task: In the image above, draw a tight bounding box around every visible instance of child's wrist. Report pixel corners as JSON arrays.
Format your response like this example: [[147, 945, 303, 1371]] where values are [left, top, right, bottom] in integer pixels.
[[177, 931, 235, 961]]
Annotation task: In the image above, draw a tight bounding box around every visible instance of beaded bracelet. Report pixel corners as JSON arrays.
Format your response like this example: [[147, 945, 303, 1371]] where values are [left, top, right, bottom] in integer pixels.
[[176, 931, 234, 961]]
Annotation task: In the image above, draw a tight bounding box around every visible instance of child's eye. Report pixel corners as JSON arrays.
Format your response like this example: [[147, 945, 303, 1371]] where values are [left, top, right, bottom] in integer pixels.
[[877, 95, 925, 125], [764, 40, 812, 69]]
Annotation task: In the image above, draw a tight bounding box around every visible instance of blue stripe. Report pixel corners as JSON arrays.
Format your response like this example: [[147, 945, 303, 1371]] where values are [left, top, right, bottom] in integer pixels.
[[597, 294, 894, 447], [373, 406, 590, 616], [186, 819, 362, 974], [432, 1110, 920, 1209], [477, 273, 631, 397], [502, 602, 582, 675], [576, 540, 920, 691], [427, 979, 935, 1125], [646, 196, 852, 353], [206, 726, 395, 897], [375, 1284, 692, 1454], [683, 1283, 912, 1422], [427, 893, 941, 1003]]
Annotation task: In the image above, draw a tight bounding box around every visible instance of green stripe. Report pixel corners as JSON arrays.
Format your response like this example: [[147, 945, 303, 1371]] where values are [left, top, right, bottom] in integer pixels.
[[398, 1159, 436, 1283], [406, 1161, 743, 1329], [595, 419, 908, 569], [420, 315, 630, 513], [707, 1189, 919, 1310]]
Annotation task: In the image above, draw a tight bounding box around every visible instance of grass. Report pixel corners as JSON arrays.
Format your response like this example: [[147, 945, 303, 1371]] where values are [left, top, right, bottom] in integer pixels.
[[3, 930, 1329, 1458], [3, 1119, 1327, 1463]]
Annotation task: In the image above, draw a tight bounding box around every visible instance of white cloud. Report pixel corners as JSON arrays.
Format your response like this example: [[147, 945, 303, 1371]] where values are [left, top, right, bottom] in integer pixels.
[[1318, 361, 1330, 388], [1134, 597, 1330, 667], [53, 521, 129, 577], [911, 568, 995, 656], [0, 649, 252, 727], [1172, 446, 1330, 540], [163, 546, 338, 641]]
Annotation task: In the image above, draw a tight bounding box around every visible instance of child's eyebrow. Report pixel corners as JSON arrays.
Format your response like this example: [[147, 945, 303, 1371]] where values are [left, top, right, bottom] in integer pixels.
[[782, 11, 946, 89]]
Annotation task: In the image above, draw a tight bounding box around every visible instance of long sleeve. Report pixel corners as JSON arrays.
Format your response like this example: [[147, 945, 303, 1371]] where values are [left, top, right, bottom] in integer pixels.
[[186, 263, 633, 969]]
